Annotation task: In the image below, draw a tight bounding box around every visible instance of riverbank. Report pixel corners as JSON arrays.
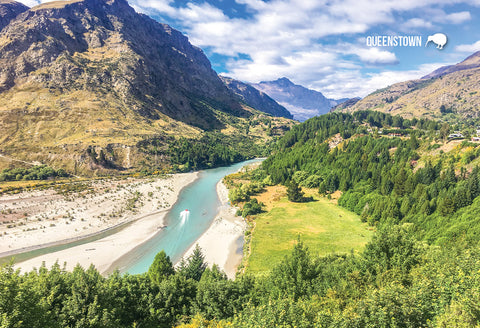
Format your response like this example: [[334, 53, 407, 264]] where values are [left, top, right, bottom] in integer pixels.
[[180, 179, 246, 279], [5, 173, 198, 274]]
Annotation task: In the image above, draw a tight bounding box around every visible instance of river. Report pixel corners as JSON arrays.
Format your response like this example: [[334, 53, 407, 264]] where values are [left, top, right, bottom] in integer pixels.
[[111, 159, 261, 274]]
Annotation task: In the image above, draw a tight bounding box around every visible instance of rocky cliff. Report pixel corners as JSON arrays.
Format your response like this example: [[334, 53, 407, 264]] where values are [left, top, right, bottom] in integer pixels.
[[0, 0, 247, 130]]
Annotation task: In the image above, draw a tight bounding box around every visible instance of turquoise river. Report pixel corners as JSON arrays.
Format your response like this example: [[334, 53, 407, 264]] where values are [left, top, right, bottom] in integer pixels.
[[111, 159, 262, 274]]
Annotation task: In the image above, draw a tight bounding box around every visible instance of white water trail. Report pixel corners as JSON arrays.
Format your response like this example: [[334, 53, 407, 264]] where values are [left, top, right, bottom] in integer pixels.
[[179, 210, 190, 226]]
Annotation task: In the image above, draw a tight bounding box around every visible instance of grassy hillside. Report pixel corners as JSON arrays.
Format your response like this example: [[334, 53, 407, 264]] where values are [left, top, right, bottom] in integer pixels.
[[340, 66, 480, 121]]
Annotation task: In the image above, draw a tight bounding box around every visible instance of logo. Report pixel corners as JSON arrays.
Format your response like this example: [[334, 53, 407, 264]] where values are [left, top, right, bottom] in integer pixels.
[[366, 33, 447, 50], [425, 33, 447, 50], [366, 35, 422, 47]]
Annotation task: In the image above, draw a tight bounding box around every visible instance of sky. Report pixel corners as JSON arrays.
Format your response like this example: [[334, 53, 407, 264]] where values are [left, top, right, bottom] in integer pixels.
[[19, 0, 480, 99]]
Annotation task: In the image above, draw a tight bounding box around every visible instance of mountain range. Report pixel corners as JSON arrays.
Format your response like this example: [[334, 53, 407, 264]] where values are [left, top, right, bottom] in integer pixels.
[[0, 0, 292, 174], [338, 51, 480, 119], [251, 77, 347, 121]]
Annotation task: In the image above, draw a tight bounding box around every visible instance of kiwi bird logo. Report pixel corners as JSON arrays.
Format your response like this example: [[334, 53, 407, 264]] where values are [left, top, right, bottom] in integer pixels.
[[425, 33, 447, 50]]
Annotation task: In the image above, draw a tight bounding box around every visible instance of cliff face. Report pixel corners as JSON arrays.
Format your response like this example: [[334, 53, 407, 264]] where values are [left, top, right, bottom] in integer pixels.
[[0, 0, 247, 130], [220, 76, 293, 119]]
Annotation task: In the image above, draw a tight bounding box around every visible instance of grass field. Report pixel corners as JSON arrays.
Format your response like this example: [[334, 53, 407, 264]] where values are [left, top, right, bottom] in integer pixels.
[[245, 186, 373, 275]]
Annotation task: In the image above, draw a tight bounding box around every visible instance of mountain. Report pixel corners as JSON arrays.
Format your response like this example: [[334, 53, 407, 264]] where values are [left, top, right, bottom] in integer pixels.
[[251, 77, 345, 121], [423, 50, 480, 79], [0, 0, 292, 175], [330, 97, 361, 112], [0, 0, 28, 31], [339, 51, 480, 119], [220, 76, 293, 119]]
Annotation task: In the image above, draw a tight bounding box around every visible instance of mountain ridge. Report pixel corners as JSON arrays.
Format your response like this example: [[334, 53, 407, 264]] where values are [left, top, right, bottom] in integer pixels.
[[0, 0, 28, 31], [338, 51, 480, 119], [251, 77, 345, 121]]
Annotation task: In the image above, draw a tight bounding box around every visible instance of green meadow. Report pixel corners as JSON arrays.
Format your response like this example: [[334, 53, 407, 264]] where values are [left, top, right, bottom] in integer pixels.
[[246, 189, 373, 275]]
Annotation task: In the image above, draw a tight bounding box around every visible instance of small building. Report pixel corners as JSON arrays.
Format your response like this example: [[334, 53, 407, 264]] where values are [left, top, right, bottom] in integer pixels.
[[448, 133, 464, 139], [472, 137, 480, 142]]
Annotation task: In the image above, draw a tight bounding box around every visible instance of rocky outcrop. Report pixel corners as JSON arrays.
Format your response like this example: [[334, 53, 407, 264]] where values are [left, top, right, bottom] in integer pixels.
[[220, 76, 292, 119]]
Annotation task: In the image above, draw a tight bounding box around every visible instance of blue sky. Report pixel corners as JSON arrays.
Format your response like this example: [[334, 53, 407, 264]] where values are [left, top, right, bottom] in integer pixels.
[[20, 0, 480, 99]]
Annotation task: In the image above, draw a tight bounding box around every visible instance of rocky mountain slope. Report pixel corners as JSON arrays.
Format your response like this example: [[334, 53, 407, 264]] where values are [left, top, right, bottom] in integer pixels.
[[220, 76, 293, 119], [251, 77, 346, 121], [0, 0, 28, 31], [338, 51, 480, 120], [0, 0, 293, 175]]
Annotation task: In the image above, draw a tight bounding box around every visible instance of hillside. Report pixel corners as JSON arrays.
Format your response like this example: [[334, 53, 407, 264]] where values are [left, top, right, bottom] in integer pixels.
[[220, 76, 293, 119], [340, 51, 480, 120], [0, 0, 293, 175], [252, 77, 346, 121]]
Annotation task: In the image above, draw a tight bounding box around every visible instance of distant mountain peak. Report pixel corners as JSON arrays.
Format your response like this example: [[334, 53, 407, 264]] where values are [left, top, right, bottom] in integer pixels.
[[220, 76, 293, 119], [252, 78, 346, 121], [273, 77, 294, 85]]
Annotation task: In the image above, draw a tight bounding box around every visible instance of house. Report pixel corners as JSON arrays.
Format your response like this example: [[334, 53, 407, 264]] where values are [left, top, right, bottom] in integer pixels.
[[472, 137, 480, 142]]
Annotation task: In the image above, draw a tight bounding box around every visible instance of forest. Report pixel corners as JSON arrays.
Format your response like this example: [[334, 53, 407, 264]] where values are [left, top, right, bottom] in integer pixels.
[[2, 111, 480, 327], [262, 111, 480, 245], [0, 165, 69, 182], [137, 132, 273, 171], [1, 226, 479, 327]]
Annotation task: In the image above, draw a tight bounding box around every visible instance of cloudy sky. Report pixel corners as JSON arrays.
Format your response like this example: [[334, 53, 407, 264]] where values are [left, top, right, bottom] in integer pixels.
[[20, 0, 480, 99]]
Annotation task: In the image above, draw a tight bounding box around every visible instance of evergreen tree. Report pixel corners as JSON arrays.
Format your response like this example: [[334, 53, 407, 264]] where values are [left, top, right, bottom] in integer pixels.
[[178, 244, 207, 281], [287, 179, 305, 202], [148, 250, 175, 284]]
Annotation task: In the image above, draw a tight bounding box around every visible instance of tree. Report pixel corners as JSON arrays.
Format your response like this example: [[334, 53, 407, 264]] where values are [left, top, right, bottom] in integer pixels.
[[440, 122, 450, 140], [178, 244, 207, 281], [148, 250, 175, 284], [287, 179, 305, 202], [242, 198, 263, 217]]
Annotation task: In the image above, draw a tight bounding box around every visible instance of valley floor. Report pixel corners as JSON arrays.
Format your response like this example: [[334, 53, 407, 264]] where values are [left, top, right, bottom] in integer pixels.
[[0, 173, 198, 274]]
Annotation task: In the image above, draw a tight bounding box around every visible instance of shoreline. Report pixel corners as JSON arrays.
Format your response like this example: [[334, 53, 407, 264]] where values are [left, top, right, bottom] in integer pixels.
[[179, 179, 246, 279], [10, 172, 199, 274]]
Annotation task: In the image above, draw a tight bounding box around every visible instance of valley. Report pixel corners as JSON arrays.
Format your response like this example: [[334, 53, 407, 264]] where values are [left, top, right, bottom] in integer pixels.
[[2, 0, 480, 326]]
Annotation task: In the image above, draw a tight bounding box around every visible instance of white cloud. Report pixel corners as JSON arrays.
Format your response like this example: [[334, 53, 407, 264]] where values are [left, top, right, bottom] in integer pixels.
[[309, 62, 449, 99], [403, 18, 434, 29], [455, 40, 480, 53], [355, 48, 398, 65], [445, 11, 471, 24]]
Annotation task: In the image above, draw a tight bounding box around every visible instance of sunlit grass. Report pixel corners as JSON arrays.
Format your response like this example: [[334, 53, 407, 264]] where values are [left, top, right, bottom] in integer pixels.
[[246, 189, 373, 275]]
